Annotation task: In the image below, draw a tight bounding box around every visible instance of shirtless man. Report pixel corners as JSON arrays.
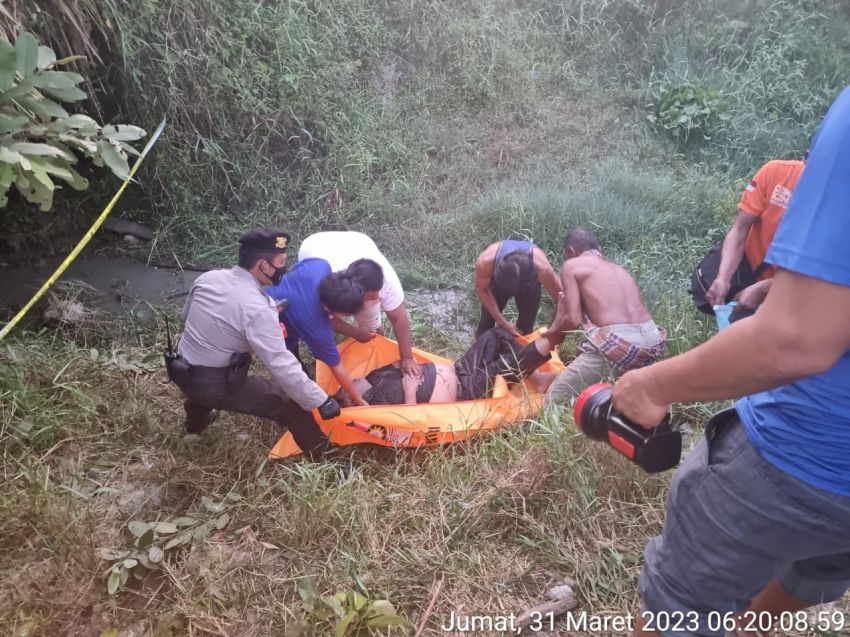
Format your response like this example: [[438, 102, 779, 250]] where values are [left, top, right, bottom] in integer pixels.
[[333, 328, 559, 406], [543, 228, 666, 405]]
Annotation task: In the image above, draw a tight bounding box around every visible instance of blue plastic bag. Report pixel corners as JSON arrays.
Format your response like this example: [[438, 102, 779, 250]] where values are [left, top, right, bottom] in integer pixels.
[[713, 301, 738, 332]]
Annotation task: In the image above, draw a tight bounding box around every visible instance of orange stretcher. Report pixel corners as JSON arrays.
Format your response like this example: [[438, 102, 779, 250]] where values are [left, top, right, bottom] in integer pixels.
[[269, 331, 565, 458]]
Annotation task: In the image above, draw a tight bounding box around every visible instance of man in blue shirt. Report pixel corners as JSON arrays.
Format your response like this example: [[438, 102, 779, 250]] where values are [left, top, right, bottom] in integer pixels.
[[267, 258, 371, 407], [612, 86, 850, 637]]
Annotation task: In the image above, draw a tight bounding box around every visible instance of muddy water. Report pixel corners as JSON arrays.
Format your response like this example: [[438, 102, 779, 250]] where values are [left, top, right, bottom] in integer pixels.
[[405, 287, 477, 342], [0, 256, 203, 319], [0, 257, 480, 341]]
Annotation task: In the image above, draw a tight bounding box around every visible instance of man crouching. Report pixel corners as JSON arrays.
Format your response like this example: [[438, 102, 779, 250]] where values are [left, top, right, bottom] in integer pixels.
[[543, 228, 666, 405], [167, 227, 340, 458]]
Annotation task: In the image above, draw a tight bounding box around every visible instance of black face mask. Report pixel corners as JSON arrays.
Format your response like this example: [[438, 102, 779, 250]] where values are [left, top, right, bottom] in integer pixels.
[[263, 260, 287, 286]]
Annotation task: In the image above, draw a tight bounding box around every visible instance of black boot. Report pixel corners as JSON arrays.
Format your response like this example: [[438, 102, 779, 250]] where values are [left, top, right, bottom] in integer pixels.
[[184, 401, 219, 434]]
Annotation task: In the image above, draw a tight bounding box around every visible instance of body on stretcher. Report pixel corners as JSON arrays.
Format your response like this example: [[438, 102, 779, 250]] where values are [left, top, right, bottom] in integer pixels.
[[269, 331, 565, 458]]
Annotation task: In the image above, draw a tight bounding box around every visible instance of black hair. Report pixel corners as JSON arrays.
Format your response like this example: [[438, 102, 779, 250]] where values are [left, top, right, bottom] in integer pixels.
[[318, 272, 366, 315], [563, 228, 600, 254], [493, 251, 535, 295], [238, 248, 275, 270], [347, 258, 384, 292], [333, 384, 374, 407]]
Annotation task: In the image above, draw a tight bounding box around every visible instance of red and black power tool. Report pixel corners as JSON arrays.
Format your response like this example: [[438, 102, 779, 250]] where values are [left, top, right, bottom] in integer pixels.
[[573, 383, 681, 473]]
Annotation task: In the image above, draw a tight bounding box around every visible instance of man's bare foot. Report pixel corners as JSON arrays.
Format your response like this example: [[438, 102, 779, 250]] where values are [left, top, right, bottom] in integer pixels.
[[529, 370, 557, 393]]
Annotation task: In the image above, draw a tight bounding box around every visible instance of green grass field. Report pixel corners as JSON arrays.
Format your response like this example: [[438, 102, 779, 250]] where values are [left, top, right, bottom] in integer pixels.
[[2, 1, 849, 635]]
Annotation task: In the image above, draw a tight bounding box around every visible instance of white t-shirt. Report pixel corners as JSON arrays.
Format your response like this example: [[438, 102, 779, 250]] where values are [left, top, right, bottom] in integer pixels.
[[297, 231, 404, 312]]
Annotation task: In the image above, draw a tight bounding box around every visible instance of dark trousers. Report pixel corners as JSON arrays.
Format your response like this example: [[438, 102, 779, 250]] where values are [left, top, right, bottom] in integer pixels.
[[476, 279, 542, 337], [454, 327, 550, 400], [175, 365, 329, 457]]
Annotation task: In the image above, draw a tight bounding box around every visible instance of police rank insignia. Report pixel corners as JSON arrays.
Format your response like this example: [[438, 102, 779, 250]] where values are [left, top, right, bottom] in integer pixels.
[[275, 236, 288, 249]]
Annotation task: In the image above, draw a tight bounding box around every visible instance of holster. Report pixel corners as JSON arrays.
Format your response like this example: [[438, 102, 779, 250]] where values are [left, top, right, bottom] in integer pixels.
[[165, 352, 193, 387], [226, 352, 252, 389]]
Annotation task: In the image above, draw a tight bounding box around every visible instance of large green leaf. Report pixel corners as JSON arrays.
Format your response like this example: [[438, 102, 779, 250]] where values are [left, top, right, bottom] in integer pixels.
[[172, 517, 199, 528], [349, 591, 368, 611], [53, 113, 100, 135], [40, 85, 87, 103], [35, 157, 73, 181], [16, 167, 54, 211], [0, 145, 22, 164], [154, 521, 178, 534], [163, 530, 192, 551], [65, 167, 89, 191], [30, 71, 84, 91], [37, 45, 56, 70], [96, 547, 130, 561], [127, 520, 152, 538], [102, 124, 146, 141], [297, 576, 318, 606], [12, 142, 75, 161], [106, 568, 121, 595], [364, 614, 410, 628], [322, 595, 347, 619], [17, 95, 69, 120], [369, 600, 397, 616], [0, 111, 29, 134], [0, 82, 34, 103], [97, 139, 130, 179], [118, 141, 141, 157], [26, 163, 52, 192], [26, 157, 57, 189], [59, 134, 97, 155], [0, 40, 15, 91], [334, 611, 358, 637], [15, 32, 39, 79], [48, 141, 77, 164]]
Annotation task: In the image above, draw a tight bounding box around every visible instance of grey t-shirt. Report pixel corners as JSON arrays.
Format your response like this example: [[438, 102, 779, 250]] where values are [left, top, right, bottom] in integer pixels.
[[363, 362, 438, 405]]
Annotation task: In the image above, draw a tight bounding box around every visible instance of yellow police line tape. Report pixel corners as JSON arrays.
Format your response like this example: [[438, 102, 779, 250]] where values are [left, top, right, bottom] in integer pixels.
[[0, 117, 167, 341]]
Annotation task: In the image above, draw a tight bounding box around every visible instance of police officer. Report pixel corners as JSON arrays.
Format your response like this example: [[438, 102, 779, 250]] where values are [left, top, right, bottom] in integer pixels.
[[166, 227, 340, 458]]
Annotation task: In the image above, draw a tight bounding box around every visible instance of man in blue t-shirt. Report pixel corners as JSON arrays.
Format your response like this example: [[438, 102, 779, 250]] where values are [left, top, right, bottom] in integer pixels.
[[611, 86, 850, 637], [266, 258, 372, 408]]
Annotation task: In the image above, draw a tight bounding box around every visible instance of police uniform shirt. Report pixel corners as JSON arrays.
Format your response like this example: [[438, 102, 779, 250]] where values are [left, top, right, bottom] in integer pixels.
[[178, 266, 327, 410]]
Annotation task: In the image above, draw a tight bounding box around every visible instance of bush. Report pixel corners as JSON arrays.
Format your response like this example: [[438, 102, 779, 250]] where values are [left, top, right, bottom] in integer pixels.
[[648, 83, 728, 142], [0, 31, 145, 211]]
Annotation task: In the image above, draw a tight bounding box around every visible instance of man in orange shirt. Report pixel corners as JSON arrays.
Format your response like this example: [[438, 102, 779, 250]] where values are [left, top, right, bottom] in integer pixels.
[[692, 158, 805, 318]]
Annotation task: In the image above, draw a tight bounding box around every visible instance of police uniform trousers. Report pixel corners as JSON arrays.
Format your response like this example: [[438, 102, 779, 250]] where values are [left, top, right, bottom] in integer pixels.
[[174, 364, 329, 456]]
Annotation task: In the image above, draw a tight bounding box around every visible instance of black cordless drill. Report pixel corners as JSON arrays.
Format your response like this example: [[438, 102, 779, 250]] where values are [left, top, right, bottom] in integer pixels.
[[573, 383, 681, 473]]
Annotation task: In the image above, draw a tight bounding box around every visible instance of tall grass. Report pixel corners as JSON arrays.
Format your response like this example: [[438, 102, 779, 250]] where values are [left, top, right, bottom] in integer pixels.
[[2, 1, 850, 634], [1, 330, 674, 634], [4, 0, 847, 258]]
